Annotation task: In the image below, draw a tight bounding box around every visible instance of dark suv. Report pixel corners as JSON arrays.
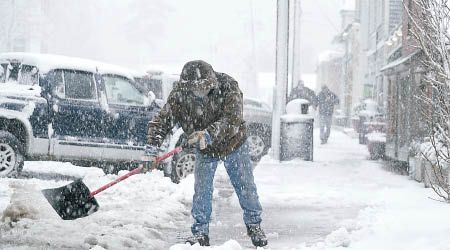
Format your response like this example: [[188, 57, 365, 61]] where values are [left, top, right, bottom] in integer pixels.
[[0, 53, 162, 177]]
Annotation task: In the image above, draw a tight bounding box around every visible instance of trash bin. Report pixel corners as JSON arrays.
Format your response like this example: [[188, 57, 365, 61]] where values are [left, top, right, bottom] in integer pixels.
[[358, 115, 367, 144], [280, 99, 314, 161]]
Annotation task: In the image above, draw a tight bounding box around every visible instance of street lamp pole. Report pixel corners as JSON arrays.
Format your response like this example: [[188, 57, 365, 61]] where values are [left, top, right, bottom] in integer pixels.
[[272, 0, 289, 161], [291, 0, 302, 92]]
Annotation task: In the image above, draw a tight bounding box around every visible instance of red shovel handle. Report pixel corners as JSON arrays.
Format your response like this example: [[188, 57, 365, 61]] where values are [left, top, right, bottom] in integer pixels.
[[90, 146, 183, 197]]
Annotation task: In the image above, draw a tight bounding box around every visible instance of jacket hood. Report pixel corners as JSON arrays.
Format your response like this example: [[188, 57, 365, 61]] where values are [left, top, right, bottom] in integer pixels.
[[179, 60, 218, 91]]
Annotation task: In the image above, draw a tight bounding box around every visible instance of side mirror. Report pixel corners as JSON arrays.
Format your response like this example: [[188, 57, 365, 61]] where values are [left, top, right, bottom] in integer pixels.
[[144, 90, 156, 107]]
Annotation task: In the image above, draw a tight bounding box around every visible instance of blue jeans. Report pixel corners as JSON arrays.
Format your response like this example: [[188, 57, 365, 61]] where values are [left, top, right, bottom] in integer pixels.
[[191, 141, 263, 235], [320, 114, 332, 141]]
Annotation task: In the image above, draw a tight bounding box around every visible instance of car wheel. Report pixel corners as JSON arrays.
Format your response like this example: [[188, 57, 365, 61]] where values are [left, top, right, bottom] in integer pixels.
[[0, 131, 24, 178], [171, 150, 196, 183], [247, 130, 268, 162]]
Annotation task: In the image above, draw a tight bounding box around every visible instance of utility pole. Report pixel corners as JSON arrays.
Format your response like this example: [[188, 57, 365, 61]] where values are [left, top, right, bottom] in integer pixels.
[[249, 0, 257, 96], [271, 0, 289, 161], [291, 0, 302, 92]]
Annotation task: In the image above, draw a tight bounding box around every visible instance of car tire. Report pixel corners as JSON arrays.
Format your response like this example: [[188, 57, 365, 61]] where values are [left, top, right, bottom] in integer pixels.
[[247, 126, 269, 162], [171, 149, 196, 184], [0, 131, 24, 178]]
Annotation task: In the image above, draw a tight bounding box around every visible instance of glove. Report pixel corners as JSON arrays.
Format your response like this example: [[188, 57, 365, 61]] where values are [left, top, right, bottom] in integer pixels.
[[140, 144, 158, 172], [187, 130, 212, 150]]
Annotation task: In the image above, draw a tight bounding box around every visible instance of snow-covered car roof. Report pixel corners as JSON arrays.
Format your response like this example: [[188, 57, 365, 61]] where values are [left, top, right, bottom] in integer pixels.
[[0, 52, 134, 80]]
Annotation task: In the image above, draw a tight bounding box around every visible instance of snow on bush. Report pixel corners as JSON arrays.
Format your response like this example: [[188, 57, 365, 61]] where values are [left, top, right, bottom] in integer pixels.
[[366, 132, 386, 143]]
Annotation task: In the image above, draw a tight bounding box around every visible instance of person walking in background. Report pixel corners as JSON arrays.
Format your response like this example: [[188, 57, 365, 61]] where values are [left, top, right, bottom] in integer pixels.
[[287, 80, 318, 107], [142, 60, 267, 247], [317, 85, 339, 144]]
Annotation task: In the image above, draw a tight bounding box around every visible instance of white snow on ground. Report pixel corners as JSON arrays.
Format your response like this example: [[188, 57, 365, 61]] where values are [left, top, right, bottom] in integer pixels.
[[0, 163, 195, 250], [1, 130, 450, 250]]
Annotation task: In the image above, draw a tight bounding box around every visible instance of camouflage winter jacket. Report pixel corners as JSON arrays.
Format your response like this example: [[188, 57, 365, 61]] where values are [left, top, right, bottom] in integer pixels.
[[146, 72, 247, 159]]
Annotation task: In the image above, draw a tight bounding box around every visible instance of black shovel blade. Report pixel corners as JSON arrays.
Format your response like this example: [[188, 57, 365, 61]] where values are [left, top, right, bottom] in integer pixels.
[[42, 179, 99, 220]]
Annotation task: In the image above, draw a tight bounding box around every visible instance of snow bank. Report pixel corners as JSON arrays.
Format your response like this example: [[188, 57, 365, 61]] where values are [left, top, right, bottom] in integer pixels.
[[2, 182, 49, 221], [0, 162, 195, 250]]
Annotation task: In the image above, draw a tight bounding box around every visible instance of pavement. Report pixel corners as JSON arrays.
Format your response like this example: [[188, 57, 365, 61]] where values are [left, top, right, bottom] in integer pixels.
[[170, 128, 382, 249]]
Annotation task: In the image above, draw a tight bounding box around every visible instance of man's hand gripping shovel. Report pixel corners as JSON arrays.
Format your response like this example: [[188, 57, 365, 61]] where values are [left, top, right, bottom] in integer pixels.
[[41, 147, 183, 220]]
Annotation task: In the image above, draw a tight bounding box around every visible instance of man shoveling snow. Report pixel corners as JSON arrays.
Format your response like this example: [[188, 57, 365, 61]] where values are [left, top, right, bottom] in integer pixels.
[[143, 60, 268, 247]]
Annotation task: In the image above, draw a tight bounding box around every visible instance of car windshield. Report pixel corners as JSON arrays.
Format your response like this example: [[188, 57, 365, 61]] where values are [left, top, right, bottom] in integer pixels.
[[0, 62, 38, 85], [103, 74, 145, 105]]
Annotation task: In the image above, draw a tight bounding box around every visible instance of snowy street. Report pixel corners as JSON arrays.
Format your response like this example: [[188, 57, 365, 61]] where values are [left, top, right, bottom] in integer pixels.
[[1, 129, 449, 250]]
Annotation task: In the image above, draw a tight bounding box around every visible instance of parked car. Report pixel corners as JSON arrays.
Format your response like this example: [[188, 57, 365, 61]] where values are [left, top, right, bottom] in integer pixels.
[[0, 52, 164, 177], [168, 96, 272, 183]]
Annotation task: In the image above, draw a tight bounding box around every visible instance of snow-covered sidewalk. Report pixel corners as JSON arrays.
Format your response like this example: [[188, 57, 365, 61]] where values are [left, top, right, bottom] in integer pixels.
[[1, 129, 449, 250]]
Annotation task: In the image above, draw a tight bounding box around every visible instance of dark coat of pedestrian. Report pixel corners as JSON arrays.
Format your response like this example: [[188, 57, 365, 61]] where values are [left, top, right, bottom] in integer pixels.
[[142, 60, 267, 247], [317, 85, 339, 116], [287, 80, 318, 107], [317, 85, 339, 144]]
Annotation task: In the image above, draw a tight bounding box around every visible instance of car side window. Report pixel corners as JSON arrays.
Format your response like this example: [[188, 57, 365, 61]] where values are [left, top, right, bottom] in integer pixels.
[[19, 64, 38, 85], [63, 70, 97, 100], [0, 64, 5, 82], [0, 63, 38, 85], [103, 74, 144, 105], [48, 70, 65, 99]]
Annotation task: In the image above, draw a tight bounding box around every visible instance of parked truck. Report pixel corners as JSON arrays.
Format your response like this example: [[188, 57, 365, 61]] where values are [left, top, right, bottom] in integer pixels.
[[0, 52, 164, 177]]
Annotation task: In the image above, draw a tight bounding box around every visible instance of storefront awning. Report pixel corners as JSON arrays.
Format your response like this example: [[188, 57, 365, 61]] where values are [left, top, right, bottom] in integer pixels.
[[380, 50, 420, 72]]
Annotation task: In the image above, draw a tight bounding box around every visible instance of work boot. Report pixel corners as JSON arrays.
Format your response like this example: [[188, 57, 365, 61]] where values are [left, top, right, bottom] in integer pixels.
[[186, 234, 210, 246], [246, 224, 268, 247]]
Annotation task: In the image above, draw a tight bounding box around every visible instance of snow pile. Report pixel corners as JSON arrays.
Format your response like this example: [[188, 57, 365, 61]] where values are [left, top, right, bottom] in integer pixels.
[[0, 162, 195, 250], [2, 182, 48, 222]]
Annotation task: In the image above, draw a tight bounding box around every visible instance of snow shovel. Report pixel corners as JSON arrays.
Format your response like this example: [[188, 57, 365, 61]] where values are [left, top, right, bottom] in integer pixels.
[[42, 146, 183, 220]]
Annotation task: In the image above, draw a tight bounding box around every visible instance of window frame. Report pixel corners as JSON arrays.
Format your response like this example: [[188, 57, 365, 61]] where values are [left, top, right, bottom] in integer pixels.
[[51, 69, 99, 102], [102, 74, 146, 106]]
